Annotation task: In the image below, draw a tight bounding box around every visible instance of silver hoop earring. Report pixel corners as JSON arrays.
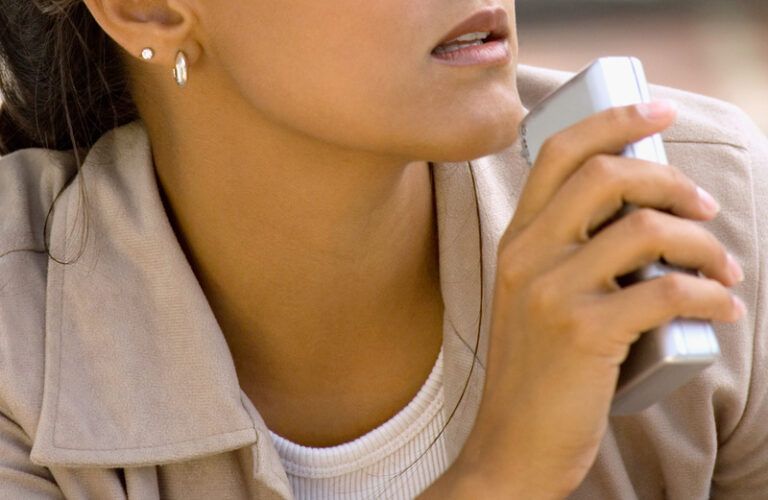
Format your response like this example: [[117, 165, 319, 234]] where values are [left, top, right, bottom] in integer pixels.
[[173, 50, 188, 88], [140, 47, 155, 61]]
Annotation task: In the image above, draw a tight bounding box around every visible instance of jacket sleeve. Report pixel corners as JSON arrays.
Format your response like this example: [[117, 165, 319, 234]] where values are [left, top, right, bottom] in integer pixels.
[[711, 111, 768, 497], [0, 406, 64, 499]]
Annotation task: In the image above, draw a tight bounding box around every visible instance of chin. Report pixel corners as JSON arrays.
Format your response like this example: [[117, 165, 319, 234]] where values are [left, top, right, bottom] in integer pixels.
[[413, 77, 525, 162], [417, 100, 525, 163]]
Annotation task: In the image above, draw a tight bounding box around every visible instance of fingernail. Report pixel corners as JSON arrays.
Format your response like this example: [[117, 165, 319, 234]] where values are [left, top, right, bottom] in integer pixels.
[[637, 100, 677, 120], [732, 295, 747, 319], [727, 253, 745, 283], [697, 186, 721, 214]]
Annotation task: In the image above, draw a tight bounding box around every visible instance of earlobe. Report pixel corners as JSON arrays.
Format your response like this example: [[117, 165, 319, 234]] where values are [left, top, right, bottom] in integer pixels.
[[83, 0, 199, 66]]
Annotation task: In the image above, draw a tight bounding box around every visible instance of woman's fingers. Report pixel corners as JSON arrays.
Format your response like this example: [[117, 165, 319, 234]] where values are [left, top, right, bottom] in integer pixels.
[[591, 272, 743, 347], [513, 101, 677, 231], [537, 156, 719, 245], [551, 208, 742, 294]]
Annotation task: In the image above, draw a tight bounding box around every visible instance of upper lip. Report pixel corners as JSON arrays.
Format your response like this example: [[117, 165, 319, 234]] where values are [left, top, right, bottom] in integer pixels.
[[433, 6, 510, 49]]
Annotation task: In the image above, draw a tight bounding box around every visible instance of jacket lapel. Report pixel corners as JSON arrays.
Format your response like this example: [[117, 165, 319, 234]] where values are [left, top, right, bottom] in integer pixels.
[[434, 139, 531, 463], [31, 121, 266, 468]]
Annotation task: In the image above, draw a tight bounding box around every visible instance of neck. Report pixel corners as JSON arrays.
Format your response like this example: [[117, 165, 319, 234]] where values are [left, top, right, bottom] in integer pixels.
[[135, 70, 445, 444]]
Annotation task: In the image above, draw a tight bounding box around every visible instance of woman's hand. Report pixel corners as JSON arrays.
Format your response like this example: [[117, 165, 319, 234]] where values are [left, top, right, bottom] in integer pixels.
[[422, 102, 745, 499]]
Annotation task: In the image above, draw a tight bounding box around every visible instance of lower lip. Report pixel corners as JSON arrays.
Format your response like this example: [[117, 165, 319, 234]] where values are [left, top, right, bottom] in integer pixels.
[[430, 39, 511, 67]]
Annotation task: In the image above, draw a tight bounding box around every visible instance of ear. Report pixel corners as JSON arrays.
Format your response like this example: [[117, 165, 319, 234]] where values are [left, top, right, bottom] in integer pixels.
[[83, 0, 202, 66]]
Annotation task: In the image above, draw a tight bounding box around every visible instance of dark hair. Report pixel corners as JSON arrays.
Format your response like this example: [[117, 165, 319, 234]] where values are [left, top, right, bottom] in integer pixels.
[[0, 0, 136, 154]]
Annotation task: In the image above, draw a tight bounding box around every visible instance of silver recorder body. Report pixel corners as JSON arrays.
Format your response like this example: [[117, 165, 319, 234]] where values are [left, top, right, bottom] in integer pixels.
[[520, 57, 720, 415]]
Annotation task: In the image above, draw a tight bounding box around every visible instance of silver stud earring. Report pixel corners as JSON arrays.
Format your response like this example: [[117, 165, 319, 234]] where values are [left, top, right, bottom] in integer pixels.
[[172, 50, 189, 88], [140, 47, 155, 61]]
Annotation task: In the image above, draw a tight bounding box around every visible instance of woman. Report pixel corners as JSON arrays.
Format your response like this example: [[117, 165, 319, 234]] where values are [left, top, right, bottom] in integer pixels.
[[0, 0, 765, 498]]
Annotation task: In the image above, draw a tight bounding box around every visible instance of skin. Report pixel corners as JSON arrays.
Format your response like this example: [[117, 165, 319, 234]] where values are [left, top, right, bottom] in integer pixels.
[[84, 0, 745, 495], [84, 0, 523, 446]]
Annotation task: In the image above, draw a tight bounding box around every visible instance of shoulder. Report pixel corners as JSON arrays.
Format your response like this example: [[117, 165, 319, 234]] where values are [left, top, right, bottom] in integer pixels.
[[0, 147, 76, 426]]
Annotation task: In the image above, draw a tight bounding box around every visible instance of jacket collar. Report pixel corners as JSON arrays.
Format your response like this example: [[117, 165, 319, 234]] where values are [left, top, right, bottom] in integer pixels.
[[31, 122, 259, 467], [29, 118, 531, 472]]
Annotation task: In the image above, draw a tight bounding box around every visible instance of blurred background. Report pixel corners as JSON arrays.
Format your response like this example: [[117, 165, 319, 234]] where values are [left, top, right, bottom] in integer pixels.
[[516, 0, 768, 132]]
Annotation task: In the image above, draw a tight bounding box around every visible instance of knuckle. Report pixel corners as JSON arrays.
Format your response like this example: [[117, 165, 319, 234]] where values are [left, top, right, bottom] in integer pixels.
[[627, 208, 665, 238], [659, 273, 692, 306], [497, 224, 555, 290], [607, 106, 629, 128], [526, 275, 560, 316], [582, 155, 618, 182], [497, 244, 527, 288], [539, 134, 568, 162]]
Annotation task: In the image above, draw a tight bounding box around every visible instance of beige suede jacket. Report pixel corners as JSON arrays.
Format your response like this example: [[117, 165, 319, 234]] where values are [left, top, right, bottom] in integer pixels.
[[0, 64, 767, 499]]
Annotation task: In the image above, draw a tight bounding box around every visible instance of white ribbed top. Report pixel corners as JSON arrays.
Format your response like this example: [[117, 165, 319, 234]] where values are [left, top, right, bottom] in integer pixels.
[[268, 348, 448, 499]]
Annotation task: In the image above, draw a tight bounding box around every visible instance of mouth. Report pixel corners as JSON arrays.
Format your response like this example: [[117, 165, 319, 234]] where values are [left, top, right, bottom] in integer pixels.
[[431, 6, 510, 56]]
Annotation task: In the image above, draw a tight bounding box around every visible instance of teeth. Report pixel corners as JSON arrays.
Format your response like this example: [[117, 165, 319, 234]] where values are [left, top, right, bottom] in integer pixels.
[[433, 31, 491, 55], [450, 31, 490, 43], [433, 40, 485, 55]]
